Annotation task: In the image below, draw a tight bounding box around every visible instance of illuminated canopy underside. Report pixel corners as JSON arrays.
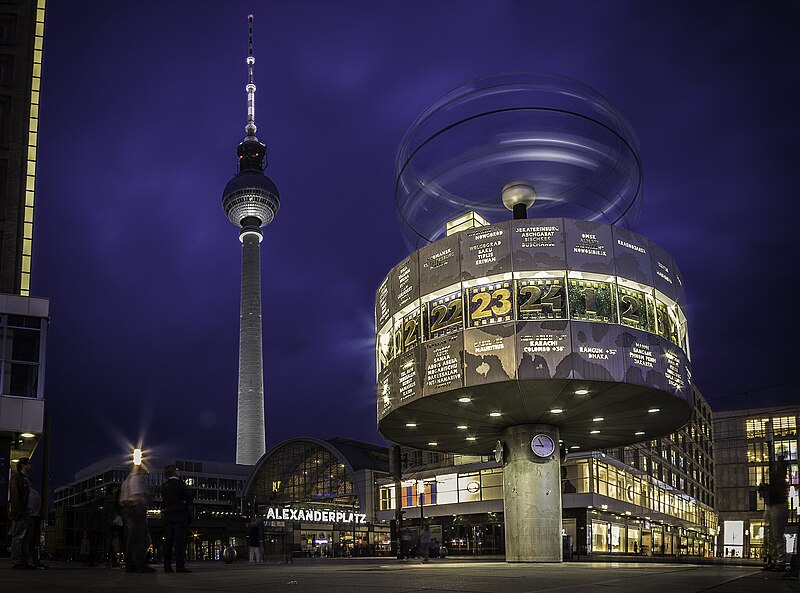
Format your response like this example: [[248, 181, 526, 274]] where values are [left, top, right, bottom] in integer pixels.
[[379, 378, 692, 454]]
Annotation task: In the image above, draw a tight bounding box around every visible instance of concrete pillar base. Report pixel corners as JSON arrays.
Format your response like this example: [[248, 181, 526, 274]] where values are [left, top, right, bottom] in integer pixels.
[[502, 424, 562, 562]]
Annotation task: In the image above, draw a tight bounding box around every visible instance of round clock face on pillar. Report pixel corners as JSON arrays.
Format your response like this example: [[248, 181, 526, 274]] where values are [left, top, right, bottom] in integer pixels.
[[530, 434, 555, 458]]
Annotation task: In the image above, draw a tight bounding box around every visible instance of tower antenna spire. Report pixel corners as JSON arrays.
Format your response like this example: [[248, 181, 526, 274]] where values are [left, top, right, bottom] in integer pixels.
[[245, 14, 257, 138]]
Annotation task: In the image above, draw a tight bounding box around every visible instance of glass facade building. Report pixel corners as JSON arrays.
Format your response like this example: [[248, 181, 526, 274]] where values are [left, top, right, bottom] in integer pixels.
[[245, 437, 391, 557], [714, 406, 799, 559], [0, 0, 48, 545], [0, 0, 45, 296]]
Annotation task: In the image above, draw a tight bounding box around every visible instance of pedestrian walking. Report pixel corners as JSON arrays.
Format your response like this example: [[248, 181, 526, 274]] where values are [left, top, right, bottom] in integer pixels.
[[248, 519, 264, 563], [420, 525, 432, 562], [399, 527, 412, 561], [26, 469, 46, 568], [9, 458, 33, 570], [119, 464, 154, 573], [161, 464, 193, 573]]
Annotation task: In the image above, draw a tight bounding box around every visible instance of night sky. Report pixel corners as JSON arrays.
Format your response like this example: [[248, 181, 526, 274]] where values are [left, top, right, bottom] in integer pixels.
[[32, 1, 799, 488]]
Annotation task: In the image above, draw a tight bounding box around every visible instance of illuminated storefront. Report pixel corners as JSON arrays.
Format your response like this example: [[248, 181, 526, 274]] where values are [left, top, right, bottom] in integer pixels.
[[377, 452, 716, 557], [244, 437, 391, 557]]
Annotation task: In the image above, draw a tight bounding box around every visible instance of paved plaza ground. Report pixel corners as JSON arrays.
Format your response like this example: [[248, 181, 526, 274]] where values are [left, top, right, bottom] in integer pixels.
[[1, 557, 798, 593]]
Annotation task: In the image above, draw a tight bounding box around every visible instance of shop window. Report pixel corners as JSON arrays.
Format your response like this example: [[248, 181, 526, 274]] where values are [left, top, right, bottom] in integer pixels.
[[591, 521, 609, 553], [458, 473, 481, 503], [627, 526, 640, 554], [610, 523, 626, 553], [750, 520, 766, 543], [435, 474, 458, 505], [480, 468, 503, 500]]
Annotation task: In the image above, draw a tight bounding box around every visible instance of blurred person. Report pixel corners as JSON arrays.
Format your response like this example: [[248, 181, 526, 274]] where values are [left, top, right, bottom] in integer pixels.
[[26, 467, 46, 568], [762, 454, 789, 571], [9, 458, 33, 570], [119, 464, 155, 573], [161, 464, 193, 574], [248, 519, 264, 563], [420, 525, 432, 562], [399, 526, 412, 561]]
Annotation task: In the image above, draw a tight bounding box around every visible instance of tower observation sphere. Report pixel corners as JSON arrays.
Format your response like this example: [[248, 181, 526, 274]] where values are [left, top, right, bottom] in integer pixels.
[[222, 15, 280, 466]]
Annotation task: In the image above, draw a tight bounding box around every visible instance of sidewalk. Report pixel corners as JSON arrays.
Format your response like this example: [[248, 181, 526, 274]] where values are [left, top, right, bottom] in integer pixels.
[[1, 557, 798, 593]]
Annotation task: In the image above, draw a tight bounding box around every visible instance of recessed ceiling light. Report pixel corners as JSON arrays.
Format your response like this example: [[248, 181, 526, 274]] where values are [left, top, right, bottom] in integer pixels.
[[575, 389, 589, 395], [592, 417, 604, 422], [20, 433, 35, 438], [466, 437, 477, 441], [457, 425, 468, 429], [590, 430, 600, 434], [458, 397, 471, 403], [648, 408, 660, 413], [405, 423, 417, 427], [489, 412, 501, 417], [428, 442, 438, 446], [635, 431, 645, 436], [550, 408, 563, 414]]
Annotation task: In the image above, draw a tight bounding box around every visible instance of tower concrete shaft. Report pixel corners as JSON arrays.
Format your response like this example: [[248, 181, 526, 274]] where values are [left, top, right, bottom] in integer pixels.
[[236, 231, 266, 465]]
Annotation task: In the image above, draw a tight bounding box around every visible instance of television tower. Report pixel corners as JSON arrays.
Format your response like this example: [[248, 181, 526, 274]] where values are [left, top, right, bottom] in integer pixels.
[[222, 15, 280, 465]]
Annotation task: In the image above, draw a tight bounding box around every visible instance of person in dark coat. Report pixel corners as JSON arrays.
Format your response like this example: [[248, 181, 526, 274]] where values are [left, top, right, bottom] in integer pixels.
[[161, 464, 193, 573], [9, 458, 32, 570], [762, 454, 789, 571]]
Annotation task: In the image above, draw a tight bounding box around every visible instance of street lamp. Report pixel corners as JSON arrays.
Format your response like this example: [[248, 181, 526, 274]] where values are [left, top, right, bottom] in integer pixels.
[[132, 448, 142, 466]]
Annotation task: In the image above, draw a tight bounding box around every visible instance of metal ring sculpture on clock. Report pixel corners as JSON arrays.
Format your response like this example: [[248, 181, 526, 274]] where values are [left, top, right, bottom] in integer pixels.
[[395, 73, 644, 251]]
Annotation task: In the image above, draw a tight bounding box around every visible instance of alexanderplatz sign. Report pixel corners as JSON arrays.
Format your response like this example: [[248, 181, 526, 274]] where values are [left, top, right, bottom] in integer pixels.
[[261, 506, 368, 525]]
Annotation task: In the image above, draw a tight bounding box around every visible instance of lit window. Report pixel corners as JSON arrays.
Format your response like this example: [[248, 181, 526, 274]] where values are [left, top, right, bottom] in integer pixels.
[[748, 466, 768, 487], [746, 418, 768, 439], [775, 440, 798, 461], [773, 416, 797, 437], [747, 442, 769, 463]]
